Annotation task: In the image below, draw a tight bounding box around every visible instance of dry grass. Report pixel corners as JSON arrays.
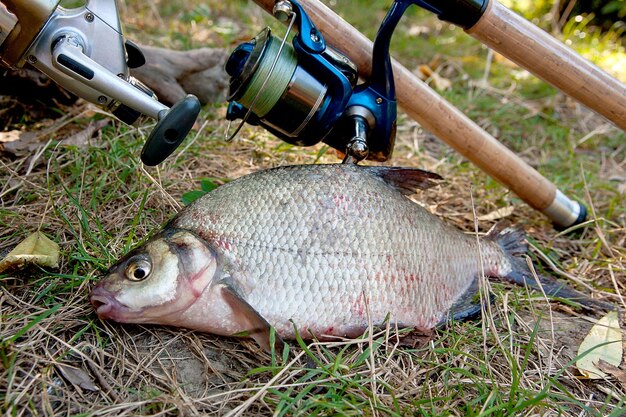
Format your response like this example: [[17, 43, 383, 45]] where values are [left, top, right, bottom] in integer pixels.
[[2, 0, 626, 415], [2, 105, 624, 416]]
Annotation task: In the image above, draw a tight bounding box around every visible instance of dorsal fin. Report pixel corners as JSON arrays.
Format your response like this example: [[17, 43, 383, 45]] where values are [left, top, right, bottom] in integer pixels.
[[360, 166, 444, 195]]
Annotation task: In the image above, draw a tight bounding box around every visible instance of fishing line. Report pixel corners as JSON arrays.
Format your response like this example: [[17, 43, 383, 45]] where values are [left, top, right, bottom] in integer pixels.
[[224, 12, 297, 142], [238, 38, 297, 116]]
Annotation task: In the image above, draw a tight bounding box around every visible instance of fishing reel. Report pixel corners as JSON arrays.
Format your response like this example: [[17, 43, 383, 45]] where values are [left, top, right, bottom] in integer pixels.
[[0, 0, 200, 165], [226, 0, 411, 162]]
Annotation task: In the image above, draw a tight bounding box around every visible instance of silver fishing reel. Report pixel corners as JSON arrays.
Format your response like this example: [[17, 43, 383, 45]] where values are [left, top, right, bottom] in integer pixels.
[[0, 0, 200, 165]]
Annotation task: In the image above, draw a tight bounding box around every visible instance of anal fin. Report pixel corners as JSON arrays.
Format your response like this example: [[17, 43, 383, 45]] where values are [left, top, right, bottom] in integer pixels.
[[219, 280, 285, 353], [439, 277, 492, 326]]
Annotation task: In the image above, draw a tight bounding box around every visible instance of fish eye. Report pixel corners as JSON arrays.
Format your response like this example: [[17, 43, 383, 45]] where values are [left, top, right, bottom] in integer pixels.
[[125, 257, 152, 281]]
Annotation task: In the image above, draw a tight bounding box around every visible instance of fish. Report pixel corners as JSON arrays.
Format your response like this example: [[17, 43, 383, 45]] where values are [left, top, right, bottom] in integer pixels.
[[91, 164, 607, 350]]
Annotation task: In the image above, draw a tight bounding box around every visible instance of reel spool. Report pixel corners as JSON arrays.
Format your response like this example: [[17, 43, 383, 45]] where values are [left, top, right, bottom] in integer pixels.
[[226, 0, 404, 162], [228, 27, 333, 143]]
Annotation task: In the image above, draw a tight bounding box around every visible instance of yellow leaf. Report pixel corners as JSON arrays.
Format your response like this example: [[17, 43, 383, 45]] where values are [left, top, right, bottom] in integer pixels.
[[576, 311, 623, 379], [0, 130, 22, 143], [0, 231, 60, 272], [477, 206, 515, 222], [417, 64, 433, 79], [57, 364, 100, 392]]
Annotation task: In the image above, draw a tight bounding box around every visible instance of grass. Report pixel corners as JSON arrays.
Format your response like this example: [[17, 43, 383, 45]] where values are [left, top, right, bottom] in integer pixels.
[[1, 0, 625, 415]]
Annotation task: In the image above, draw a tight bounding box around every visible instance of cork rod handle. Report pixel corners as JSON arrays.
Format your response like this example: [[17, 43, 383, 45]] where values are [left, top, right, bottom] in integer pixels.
[[467, 0, 626, 131]]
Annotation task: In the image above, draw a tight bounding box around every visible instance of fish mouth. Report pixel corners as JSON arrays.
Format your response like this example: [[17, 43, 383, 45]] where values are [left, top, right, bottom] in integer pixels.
[[90, 285, 128, 320]]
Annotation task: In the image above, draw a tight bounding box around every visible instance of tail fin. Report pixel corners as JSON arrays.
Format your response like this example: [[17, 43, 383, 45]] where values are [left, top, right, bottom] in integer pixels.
[[487, 225, 613, 311], [488, 225, 528, 257]]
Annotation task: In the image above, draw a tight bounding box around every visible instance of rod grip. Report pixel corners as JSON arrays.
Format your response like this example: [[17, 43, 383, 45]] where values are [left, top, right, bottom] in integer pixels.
[[467, 0, 626, 131]]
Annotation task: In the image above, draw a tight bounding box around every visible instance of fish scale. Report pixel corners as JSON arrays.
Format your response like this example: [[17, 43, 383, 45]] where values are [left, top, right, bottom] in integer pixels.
[[171, 164, 496, 338]]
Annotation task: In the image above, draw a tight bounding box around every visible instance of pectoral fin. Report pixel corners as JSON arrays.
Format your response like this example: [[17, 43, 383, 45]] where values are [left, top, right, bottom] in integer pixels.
[[219, 281, 284, 353]]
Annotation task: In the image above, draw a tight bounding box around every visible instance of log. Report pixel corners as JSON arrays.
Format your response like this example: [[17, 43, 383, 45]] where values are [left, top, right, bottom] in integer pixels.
[[130, 45, 229, 106]]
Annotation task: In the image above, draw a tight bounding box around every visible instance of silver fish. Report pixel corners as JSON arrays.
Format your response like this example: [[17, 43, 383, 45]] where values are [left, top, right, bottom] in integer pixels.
[[91, 164, 602, 349]]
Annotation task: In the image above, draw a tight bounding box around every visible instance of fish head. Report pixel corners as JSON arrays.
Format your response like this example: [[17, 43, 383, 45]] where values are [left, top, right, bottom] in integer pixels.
[[90, 229, 217, 325]]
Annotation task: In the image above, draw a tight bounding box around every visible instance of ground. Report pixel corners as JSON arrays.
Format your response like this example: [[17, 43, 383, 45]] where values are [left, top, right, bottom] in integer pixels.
[[1, 0, 625, 416]]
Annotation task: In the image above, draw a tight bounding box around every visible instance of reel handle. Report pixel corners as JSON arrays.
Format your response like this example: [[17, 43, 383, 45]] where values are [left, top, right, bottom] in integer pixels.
[[140, 95, 201, 166], [50, 36, 167, 119], [50, 38, 201, 165]]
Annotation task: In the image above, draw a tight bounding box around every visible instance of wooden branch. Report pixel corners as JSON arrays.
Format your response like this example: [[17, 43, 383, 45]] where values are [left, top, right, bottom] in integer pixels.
[[130, 45, 229, 106]]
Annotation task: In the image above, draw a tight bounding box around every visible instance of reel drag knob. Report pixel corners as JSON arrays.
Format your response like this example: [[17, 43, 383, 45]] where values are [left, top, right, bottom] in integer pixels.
[[140, 95, 201, 166]]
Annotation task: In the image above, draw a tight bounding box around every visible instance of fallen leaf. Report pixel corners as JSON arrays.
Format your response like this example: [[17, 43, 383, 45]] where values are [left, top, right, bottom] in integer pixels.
[[57, 364, 99, 392], [596, 359, 626, 389], [0, 231, 60, 272], [477, 206, 515, 222], [417, 64, 434, 79], [0, 130, 22, 143], [576, 311, 623, 379], [61, 119, 110, 147]]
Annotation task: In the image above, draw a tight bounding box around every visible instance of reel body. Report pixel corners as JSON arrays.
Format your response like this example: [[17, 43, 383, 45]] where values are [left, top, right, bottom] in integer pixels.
[[226, 0, 401, 162], [0, 0, 200, 165], [227, 27, 354, 147]]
